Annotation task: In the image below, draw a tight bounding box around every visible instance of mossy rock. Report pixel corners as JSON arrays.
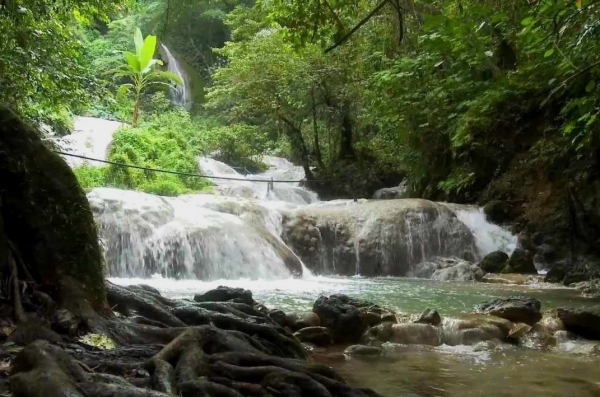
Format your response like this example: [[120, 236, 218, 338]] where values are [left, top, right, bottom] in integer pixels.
[[0, 106, 107, 314], [507, 249, 537, 274], [479, 251, 509, 273], [483, 200, 511, 224]]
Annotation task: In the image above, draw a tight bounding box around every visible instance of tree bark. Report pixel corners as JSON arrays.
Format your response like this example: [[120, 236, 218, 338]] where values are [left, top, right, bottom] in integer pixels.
[[339, 102, 355, 160], [279, 116, 315, 180]]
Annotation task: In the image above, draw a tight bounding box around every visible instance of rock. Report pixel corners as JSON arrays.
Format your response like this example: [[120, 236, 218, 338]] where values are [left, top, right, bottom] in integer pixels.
[[293, 327, 333, 346], [483, 200, 510, 224], [482, 273, 544, 285], [564, 271, 590, 286], [373, 181, 409, 199], [410, 257, 466, 278], [507, 249, 537, 274], [367, 322, 440, 345], [519, 329, 557, 350], [431, 261, 485, 282], [535, 244, 557, 265], [538, 314, 565, 334], [479, 251, 509, 273], [344, 345, 384, 357], [312, 295, 368, 344], [545, 260, 568, 283], [194, 286, 254, 305], [381, 313, 397, 323], [442, 314, 513, 345], [414, 309, 441, 326], [475, 296, 542, 325], [295, 312, 321, 330], [557, 306, 600, 340], [572, 280, 600, 298], [508, 323, 532, 339], [360, 311, 383, 327], [268, 310, 288, 327]]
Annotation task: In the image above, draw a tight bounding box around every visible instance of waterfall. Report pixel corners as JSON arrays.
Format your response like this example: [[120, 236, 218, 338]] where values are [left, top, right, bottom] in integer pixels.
[[160, 44, 191, 110]]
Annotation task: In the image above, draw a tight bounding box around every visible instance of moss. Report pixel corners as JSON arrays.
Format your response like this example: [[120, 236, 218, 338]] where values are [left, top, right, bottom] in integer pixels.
[[0, 106, 107, 312]]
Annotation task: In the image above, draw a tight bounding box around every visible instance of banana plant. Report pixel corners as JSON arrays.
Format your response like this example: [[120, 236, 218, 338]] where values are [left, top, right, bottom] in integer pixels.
[[114, 28, 183, 127]]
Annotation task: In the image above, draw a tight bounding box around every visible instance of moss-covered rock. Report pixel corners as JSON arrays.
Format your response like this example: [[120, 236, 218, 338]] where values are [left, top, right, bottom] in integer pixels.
[[483, 200, 511, 224], [0, 106, 107, 314], [479, 251, 509, 273], [507, 249, 537, 274]]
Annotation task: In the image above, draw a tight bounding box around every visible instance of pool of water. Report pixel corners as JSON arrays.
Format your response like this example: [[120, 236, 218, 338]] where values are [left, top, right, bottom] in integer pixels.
[[109, 276, 600, 397], [110, 275, 594, 316]]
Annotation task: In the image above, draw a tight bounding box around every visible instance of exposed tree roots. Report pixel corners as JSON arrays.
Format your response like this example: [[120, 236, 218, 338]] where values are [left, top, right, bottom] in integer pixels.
[[4, 283, 384, 397]]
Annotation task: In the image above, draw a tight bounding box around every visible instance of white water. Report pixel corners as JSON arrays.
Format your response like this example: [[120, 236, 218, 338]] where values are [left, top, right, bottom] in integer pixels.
[[160, 44, 191, 110], [54, 116, 518, 282], [52, 117, 123, 167]]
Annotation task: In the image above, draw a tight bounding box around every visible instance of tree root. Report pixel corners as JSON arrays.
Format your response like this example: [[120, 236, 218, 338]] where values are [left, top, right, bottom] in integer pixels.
[[7, 284, 385, 397]]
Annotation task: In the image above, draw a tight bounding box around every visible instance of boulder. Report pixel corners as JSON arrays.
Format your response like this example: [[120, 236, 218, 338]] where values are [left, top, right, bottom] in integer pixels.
[[268, 310, 288, 327], [483, 200, 510, 224], [373, 182, 409, 200], [441, 314, 513, 345], [557, 306, 600, 340], [312, 295, 368, 344], [507, 249, 537, 274], [344, 345, 384, 357], [414, 309, 442, 326], [194, 286, 254, 305], [293, 327, 333, 346], [431, 261, 485, 282], [538, 314, 565, 334], [479, 251, 509, 273], [295, 312, 321, 330], [367, 322, 440, 345], [475, 296, 542, 325]]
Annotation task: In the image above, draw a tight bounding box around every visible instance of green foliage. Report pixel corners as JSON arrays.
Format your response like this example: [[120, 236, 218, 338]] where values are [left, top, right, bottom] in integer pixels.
[[113, 27, 182, 126]]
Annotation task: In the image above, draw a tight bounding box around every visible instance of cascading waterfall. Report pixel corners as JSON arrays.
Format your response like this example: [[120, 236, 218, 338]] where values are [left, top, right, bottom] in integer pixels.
[[53, 116, 518, 281], [160, 44, 191, 110]]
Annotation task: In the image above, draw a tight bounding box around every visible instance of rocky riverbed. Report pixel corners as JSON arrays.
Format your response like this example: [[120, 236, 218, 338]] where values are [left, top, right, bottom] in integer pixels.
[[3, 282, 600, 397]]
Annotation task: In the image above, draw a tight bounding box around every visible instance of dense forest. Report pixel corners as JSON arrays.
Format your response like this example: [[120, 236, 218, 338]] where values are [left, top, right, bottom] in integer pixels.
[[2, 0, 600, 249]]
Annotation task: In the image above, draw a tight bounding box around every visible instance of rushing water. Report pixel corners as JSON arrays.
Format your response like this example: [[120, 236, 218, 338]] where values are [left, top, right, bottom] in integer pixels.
[[59, 117, 600, 397], [160, 44, 191, 110]]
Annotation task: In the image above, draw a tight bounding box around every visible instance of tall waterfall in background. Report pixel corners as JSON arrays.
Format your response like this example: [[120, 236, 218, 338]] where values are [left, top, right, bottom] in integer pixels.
[[160, 44, 191, 110]]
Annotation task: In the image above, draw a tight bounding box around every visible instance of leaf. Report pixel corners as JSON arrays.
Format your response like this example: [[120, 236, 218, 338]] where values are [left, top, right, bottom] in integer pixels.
[[544, 48, 554, 57], [576, 0, 582, 8], [141, 58, 161, 74], [150, 70, 183, 85], [134, 28, 144, 58], [586, 80, 596, 92], [117, 84, 134, 98], [139, 35, 157, 72], [521, 17, 533, 26], [484, 51, 494, 57], [124, 51, 140, 73]]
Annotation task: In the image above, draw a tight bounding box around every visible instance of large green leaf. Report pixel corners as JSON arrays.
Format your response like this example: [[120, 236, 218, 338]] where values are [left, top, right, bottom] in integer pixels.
[[134, 28, 144, 58], [150, 70, 183, 85], [140, 35, 157, 72], [124, 51, 140, 73], [141, 58, 162, 74], [117, 83, 134, 99]]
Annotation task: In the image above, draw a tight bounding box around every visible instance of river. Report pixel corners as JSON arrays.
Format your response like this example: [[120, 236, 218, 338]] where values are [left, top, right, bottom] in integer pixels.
[[57, 116, 600, 397]]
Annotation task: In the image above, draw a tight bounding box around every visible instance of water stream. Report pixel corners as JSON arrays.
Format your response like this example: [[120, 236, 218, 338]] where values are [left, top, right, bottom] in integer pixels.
[[160, 44, 192, 110], [57, 117, 600, 397]]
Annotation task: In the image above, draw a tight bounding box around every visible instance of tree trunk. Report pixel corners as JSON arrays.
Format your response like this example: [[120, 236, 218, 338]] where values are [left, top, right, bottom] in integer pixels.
[[0, 106, 108, 319], [279, 116, 314, 180], [132, 98, 140, 127], [339, 102, 355, 160]]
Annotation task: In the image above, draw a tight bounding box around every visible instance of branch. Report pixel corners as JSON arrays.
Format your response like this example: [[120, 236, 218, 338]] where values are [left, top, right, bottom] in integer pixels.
[[325, 0, 392, 53], [548, 59, 600, 99]]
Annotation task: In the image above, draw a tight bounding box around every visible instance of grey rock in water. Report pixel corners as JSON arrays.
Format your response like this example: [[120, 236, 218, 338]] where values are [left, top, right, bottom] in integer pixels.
[[344, 345, 384, 357], [194, 286, 254, 305], [373, 181, 409, 199], [476, 296, 542, 325], [431, 261, 485, 282], [557, 306, 600, 340], [483, 200, 511, 224], [506, 249, 537, 274], [282, 199, 476, 276], [415, 309, 442, 326], [479, 251, 509, 273], [294, 326, 333, 346], [313, 295, 369, 344]]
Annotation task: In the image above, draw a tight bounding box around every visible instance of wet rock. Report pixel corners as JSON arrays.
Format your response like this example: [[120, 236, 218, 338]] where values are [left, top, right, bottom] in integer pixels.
[[507, 249, 537, 274], [479, 251, 509, 273], [483, 200, 510, 224], [414, 309, 442, 326], [194, 286, 254, 305], [373, 182, 409, 200], [293, 327, 333, 346], [545, 260, 568, 283], [475, 296, 542, 325], [508, 323, 532, 339], [268, 310, 288, 327], [381, 313, 398, 323], [367, 322, 440, 345], [431, 261, 485, 282], [519, 329, 557, 350], [344, 345, 384, 357], [557, 306, 600, 340], [572, 280, 600, 298], [442, 314, 513, 345], [564, 271, 590, 286], [537, 315, 565, 334], [313, 295, 368, 344], [410, 257, 466, 278], [295, 312, 321, 330], [535, 244, 557, 265], [360, 311, 383, 327]]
